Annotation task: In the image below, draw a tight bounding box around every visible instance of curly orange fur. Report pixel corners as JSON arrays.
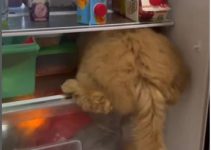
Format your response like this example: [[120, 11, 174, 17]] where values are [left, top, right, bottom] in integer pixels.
[[62, 28, 189, 150]]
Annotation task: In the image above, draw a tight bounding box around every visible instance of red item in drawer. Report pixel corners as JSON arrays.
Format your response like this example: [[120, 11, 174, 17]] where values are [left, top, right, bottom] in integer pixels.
[[27, 110, 92, 147]]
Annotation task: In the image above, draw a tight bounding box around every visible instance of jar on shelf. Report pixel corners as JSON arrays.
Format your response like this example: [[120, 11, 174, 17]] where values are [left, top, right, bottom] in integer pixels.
[[28, 0, 50, 22]]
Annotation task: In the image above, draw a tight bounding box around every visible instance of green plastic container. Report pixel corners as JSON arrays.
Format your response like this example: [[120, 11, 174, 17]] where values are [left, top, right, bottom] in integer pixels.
[[2, 37, 40, 99]]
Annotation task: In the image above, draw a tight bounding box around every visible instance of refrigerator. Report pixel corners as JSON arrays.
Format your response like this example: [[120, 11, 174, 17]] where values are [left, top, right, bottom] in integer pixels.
[[1, 0, 209, 149]]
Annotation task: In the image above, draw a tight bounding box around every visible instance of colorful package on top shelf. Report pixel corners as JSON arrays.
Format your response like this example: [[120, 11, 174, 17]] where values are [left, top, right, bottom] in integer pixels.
[[113, 0, 170, 22], [139, 0, 170, 21], [77, 0, 108, 25]]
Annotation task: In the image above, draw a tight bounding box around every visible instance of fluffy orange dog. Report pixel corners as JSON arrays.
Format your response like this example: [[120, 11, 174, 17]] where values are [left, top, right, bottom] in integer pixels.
[[62, 28, 189, 150]]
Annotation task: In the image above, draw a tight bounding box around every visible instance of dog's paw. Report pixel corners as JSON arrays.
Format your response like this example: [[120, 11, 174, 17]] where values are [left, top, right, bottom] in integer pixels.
[[61, 79, 80, 94], [76, 92, 113, 114], [91, 92, 113, 114], [62, 80, 112, 114]]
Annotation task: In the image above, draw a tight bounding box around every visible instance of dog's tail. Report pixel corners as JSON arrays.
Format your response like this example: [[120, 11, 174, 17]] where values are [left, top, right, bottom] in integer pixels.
[[131, 80, 167, 150]]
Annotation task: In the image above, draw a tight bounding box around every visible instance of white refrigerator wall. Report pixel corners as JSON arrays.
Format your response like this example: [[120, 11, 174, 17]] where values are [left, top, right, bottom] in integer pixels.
[[165, 0, 209, 150]]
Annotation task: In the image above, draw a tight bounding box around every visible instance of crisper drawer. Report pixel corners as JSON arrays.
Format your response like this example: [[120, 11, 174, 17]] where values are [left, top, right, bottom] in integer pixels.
[[2, 99, 92, 150]]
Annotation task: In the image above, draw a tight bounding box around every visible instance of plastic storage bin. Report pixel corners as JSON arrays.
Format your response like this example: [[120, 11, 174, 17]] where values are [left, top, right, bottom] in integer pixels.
[[2, 37, 40, 99], [36, 42, 77, 77], [35, 73, 73, 97], [35, 41, 77, 97]]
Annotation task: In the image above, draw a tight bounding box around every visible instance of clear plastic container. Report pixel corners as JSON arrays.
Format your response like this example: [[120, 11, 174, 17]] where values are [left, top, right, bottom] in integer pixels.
[[2, 103, 92, 150]]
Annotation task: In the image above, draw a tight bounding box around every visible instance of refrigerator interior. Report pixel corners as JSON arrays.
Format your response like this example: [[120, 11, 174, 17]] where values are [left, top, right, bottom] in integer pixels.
[[2, 0, 209, 150], [164, 0, 209, 150]]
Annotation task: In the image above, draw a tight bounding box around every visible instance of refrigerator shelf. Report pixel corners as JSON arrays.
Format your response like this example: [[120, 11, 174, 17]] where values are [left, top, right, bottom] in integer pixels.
[[2, 95, 69, 114], [3, 11, 174, 37]]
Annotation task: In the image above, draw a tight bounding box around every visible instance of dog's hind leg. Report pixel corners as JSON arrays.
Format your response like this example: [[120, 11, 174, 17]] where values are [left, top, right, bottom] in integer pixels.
[[61, 79, 113, 114]]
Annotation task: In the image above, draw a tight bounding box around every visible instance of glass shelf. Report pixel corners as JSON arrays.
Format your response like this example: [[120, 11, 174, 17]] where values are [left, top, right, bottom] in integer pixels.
[[2, 95, 68, 114], [2, 10, 174, 37]]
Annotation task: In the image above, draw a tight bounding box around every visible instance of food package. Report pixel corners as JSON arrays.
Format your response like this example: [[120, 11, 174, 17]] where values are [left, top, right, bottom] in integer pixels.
[[113, 0, 171, 22], [28, 0, 50, 22], [77, 0, 108, 25]]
